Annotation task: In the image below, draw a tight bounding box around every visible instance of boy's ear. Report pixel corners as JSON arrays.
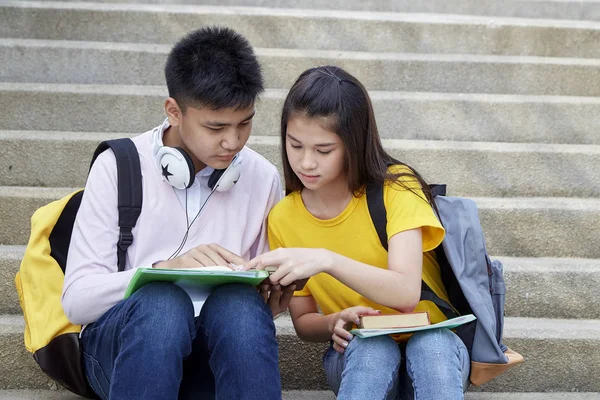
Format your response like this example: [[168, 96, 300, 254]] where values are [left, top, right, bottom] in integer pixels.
[[165, 97, 182, 127]]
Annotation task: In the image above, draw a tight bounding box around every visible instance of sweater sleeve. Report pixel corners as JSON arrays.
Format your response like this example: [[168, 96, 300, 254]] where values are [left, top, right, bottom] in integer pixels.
[[248, 170, 283, 258], [61, 150, 138, 325]]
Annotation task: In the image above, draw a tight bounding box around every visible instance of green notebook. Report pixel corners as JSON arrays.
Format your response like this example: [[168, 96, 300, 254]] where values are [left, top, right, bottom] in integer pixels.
[[124, 267, 270, 299], [350, 314, 477, 338]]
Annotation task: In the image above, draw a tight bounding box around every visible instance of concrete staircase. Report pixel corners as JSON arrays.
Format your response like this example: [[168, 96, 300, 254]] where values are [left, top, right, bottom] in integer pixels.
[[1, 0, 599, 398]]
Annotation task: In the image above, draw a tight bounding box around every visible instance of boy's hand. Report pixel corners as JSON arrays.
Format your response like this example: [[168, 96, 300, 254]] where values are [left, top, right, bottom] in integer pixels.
[[153, 244, 245, 269], [259, 283, 296, 318], [329, 306, 381, 354]]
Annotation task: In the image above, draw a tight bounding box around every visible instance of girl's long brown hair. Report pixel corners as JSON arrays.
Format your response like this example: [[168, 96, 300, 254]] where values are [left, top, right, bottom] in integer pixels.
[[280, 66, 434, 206]]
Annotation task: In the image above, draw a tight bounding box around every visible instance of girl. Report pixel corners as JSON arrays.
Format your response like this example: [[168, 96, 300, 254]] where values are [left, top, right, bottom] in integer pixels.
[[246, 66, 469, 399]]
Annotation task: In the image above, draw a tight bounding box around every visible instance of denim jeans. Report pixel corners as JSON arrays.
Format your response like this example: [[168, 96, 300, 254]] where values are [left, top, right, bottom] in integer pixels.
[[323, 328, 470, 400], [81, 282, 281, 400]]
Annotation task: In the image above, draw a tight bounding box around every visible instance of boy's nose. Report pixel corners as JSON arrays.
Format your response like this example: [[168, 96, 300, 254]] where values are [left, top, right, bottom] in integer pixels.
[[221, 131, 241, 151]]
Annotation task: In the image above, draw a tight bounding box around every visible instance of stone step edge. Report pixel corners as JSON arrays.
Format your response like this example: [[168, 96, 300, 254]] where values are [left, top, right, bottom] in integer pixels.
[[4, 38, 600, 66], [3, 244, 598, 273], [2, 186, 600, 211], [4, 82, 600, 104], [2, 130, 600, 155], [2, 314, 600, 340], [0, 389, 599, 400], [5, 0, 600, 30]]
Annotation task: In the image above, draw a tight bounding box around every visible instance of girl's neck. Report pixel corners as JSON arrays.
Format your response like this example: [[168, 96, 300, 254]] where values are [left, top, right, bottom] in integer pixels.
[[301, 179, 353, 220]]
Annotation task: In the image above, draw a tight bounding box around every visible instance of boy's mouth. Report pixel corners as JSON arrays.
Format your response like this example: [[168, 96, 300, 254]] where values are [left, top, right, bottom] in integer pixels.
[[216, 154, 235, 161]]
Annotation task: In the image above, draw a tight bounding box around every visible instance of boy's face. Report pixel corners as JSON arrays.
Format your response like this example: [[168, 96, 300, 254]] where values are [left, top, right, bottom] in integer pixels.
[[166, 100, 255, 171], [285, 115, 347, 192]]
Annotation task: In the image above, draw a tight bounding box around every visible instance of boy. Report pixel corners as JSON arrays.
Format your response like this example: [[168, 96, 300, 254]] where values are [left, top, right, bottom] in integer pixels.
[[62, 27, 290, 399]]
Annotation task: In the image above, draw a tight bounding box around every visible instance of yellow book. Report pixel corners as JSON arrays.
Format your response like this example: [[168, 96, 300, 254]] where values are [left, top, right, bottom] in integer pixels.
[[359, 311, 430, 329]]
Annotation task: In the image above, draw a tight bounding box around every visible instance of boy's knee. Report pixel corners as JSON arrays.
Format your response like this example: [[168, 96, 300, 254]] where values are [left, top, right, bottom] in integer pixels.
[[201, 284, 274, 334], [127, 282, 194, 327], [204, 284, 268, 316]]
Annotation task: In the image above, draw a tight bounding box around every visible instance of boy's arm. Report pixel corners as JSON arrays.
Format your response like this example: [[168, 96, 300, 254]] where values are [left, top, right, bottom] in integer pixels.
[[61, 150, 138, 326]]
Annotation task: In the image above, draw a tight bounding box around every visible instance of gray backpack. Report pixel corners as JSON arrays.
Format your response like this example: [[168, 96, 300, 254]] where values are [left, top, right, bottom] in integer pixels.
[[366, 183, 524, 386]]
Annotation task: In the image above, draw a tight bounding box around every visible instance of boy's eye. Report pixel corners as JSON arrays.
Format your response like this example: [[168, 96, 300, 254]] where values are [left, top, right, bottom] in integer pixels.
[[207, 126, 223, 132]]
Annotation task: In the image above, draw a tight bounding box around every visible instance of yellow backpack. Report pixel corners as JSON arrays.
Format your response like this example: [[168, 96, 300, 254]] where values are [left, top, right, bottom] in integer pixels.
[[15, 139, 142, 398]]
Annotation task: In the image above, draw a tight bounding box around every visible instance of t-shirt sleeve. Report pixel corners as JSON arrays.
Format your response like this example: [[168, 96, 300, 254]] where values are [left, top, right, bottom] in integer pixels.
[[267, 207, 312, 297], [385, 174, 445, 252]]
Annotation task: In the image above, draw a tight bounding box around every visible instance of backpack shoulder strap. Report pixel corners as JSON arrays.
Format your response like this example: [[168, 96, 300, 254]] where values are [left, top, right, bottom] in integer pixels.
[[366, 182, 388, 251], [366, 180, 458, 320], [91, 138, 142, 272]]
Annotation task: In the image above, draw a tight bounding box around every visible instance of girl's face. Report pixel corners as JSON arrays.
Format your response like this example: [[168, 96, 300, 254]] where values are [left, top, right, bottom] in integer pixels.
[[285, 115, 347, 192]]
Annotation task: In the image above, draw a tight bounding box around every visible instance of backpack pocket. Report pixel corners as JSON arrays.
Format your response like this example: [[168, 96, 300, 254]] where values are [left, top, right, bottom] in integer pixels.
[[487, 256, 507, 352]]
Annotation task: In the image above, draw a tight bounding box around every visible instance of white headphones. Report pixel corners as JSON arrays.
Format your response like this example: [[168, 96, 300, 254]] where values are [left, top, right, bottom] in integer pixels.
[[152, 118, 242, 191]]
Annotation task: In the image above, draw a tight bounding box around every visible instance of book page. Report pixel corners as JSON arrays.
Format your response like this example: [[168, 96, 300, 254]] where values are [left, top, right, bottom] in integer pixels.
[[174, 281, 212, 316], [179, 266, 233, 272]]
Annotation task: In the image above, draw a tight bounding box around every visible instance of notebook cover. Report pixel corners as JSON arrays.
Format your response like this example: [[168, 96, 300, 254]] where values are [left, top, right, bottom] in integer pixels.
[[350, 314, 477, 338], [124, 268, 270, 298]]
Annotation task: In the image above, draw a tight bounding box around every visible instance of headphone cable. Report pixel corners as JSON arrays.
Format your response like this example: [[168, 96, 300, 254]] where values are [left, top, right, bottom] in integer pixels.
[[167, 185, 216, 260]]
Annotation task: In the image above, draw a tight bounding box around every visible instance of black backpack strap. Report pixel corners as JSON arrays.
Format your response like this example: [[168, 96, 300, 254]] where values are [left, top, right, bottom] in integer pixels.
[[430, 184, 447, 197], [91, 139, 142, 272], [366, 180, 459, 319], [366, 182, 388, 251], [420, 281, 459, 320]]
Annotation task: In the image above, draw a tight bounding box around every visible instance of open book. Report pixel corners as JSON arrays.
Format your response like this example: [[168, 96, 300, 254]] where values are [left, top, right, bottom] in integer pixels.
[[350, 314, 477, 338], [124, 266, 270, 316]]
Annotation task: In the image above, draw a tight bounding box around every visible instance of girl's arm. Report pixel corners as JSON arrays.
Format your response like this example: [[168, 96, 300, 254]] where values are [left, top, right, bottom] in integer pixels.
[[246, 227, 423, 313], [326, 228, 423, 312], [289, 295, 337, 342], [290, 295, 381, 353]]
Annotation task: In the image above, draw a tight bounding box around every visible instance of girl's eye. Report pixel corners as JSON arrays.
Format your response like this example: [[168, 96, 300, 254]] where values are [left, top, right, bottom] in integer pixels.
[[318, 150, 332, 155], [290, 144, 302, 149]]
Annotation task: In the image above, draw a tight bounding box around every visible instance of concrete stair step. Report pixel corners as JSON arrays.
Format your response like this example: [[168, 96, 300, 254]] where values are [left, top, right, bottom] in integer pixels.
[[1, 314, 599, 392], [0, 390, 599, 400], [3, 83, 599, 145], [2, 2, 600, 57], [2, 39, 600, 96], [2, 244, 598, 318], [1, 390, 599, 400], [1, 186, 599, 258], [2, 131, 599, 198], [9, 0, 600, 22]]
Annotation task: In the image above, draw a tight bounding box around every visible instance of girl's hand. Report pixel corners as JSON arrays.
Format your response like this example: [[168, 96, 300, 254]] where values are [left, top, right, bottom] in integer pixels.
[[329, 306, 381, 354], [245, 248, 335, 287]]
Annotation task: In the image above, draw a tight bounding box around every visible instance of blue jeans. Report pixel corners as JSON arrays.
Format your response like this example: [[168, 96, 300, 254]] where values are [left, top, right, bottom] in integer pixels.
[[323, 329, 470, 400], [81, 282, 281, 400]]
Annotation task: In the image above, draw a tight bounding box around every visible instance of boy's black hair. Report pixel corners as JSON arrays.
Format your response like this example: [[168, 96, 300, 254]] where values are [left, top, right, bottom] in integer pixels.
[[165, 26, 264, 111]]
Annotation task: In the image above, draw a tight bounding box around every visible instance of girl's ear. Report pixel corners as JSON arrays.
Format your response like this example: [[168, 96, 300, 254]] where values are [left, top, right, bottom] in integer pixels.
[[165, 97, 182, 127]]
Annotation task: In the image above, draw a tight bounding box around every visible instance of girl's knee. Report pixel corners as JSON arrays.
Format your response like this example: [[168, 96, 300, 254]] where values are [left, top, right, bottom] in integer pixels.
[[406, 328, 460, 355], [405, 329, 468, 372], [347, 336, 401, 367]]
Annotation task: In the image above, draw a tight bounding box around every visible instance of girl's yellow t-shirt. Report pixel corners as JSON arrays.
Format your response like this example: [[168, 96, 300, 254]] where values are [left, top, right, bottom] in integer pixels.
[[267, 170, 450, 337]]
